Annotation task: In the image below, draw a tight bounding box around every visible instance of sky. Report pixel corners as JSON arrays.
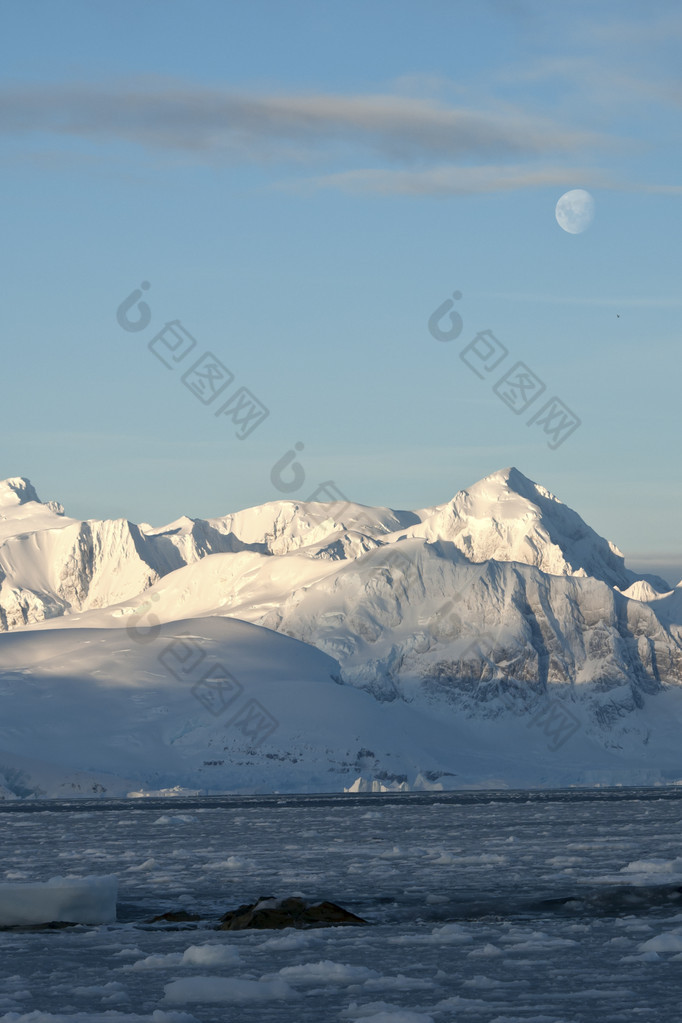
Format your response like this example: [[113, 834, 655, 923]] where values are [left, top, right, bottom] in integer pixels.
[[1, 0, 680, 581]]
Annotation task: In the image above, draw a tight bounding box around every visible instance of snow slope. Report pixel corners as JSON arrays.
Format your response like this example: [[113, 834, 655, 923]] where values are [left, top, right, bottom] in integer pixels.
[[0, 478, 413, 631], [1, 467, 682, 794], [0, 469, 672, 635], [398, 467, 671, 590], [46, 535, 680, 713], [2, 613, 682, 796], [0, 617, 345, 796]]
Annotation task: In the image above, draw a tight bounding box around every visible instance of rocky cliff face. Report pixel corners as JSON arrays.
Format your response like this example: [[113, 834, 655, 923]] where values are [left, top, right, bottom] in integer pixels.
[[251, 539, 682, 722]]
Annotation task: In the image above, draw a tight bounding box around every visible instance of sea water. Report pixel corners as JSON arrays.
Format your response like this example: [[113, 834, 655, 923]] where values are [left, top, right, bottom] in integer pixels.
[[1, 787, 681, 1021]]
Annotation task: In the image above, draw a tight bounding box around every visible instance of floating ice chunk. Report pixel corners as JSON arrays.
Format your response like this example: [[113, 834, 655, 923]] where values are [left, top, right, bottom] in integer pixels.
[[276, 960, 380, 985], [340, 1001, 407, 1019], [164, 976, 295, 1004], [586, 857, 682, 886], [72, 981, 127, 1000], [622, 858, 682, 875], [363, 974, 436, 992], [462, 975, 503, 988], [429, 923, 474, 944], [201, 855, 255, 871], [127, 953, 183, 972], [127, 787, 202, 798], [258, 930, 318, 950], [153, 815, 197, 825], [344, 778, 411, 793], [467, 942, 503, 957], [379, 846, 405, 860], [0, 1013, 197, 1022], [639, 930, 682, 952], [349, 1013, 434, 1023], [126, 858, 157, 872], [128, 945, 239, 972], [181, 944, 241, 967], [433, 995, 490, 1010], [432, 852, 506, 866], [620, 951, 661, 962], [0, 874, 117, 926], [388, 922, 473, 946]]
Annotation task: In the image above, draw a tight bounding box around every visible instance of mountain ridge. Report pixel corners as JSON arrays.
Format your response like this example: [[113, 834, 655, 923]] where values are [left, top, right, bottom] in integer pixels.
[[0, 467, 672, 634], [1, 467, 681, 796]]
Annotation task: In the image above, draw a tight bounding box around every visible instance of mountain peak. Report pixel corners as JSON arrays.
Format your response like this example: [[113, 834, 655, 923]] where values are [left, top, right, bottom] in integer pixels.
[[414, 467, 656, 590], [485, 465, 531, 485], [465, 466, 557, 504], [0, 477, 41, 509]]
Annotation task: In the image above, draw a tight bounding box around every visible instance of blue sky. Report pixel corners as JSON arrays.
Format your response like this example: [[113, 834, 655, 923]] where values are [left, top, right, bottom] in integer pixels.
[[1, 0, 680, 580]]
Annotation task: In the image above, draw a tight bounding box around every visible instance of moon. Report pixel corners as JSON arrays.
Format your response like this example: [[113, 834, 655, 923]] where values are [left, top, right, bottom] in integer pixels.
[[555, 189, 595, 234]]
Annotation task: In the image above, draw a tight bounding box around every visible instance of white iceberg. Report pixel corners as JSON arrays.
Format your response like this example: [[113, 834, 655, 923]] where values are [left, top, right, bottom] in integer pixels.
[[0, 874, 117, 926]]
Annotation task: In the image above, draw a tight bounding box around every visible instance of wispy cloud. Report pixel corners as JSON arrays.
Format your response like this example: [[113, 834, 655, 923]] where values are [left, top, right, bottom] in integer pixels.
[[3, 77, 675, 198], [0, 80, 604, 165], [496, 53, 682, 116], [638, 183, 682, 195], [295, 163, 612, 196]]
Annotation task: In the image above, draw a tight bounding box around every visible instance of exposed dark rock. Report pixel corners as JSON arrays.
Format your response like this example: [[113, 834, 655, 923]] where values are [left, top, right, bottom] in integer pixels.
[[218, 895, 368, 930], [0, 920, 77, 932], [147, 909, 202, 923]]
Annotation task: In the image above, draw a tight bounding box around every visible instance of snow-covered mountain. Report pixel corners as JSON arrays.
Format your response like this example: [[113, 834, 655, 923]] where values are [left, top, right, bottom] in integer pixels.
[[0, 467, 671, 630], [0, 475, 411, 630], [1, 467, 681, 796], [398, 466, 670, 590]]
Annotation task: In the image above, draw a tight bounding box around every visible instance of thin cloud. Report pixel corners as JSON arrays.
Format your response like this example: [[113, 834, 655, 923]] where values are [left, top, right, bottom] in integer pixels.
[[296, 163, 612, 196], [0, 81, 605, 164], [638, 183, 682, 194], [294, 163, 681, 199], [498, 54, 680, 113]]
